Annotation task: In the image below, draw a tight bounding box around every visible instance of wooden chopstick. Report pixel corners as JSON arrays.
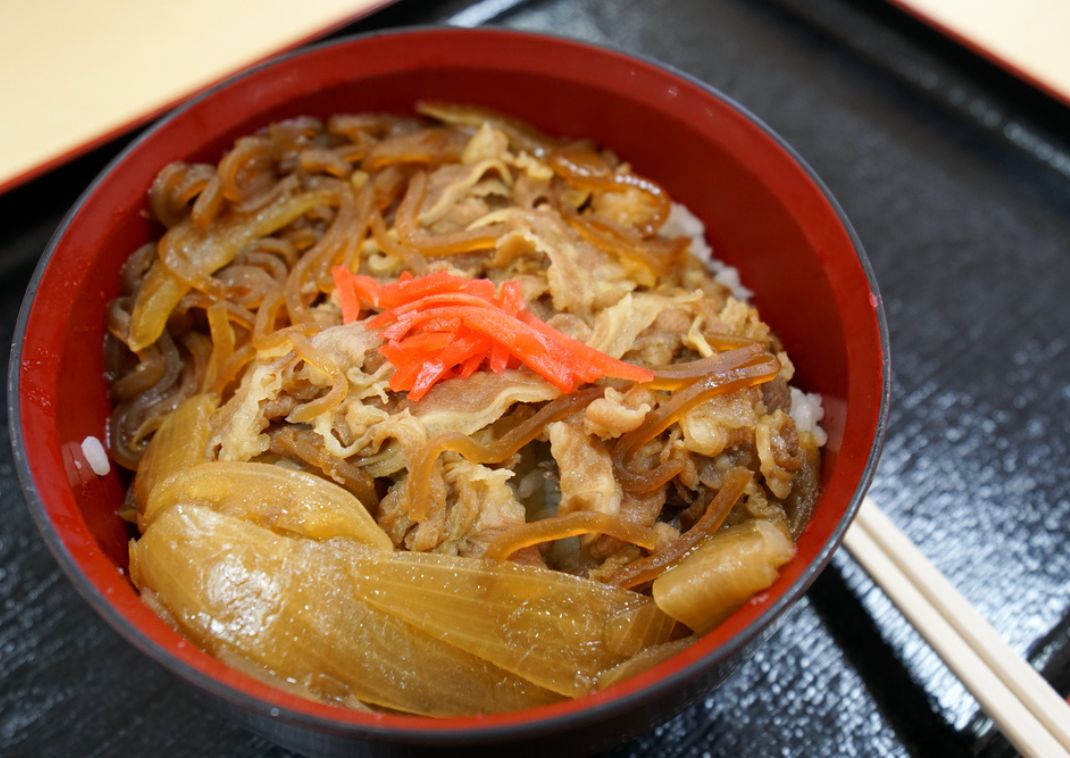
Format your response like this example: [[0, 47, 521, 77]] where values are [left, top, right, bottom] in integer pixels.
[[843, 496, 1070, 758]]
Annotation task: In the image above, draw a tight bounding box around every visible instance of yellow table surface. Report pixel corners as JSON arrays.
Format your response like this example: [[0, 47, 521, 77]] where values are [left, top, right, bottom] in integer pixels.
[[892, 0, 1070, 105], [0, 0, 388, 193], [4, 1, 1065, 193]]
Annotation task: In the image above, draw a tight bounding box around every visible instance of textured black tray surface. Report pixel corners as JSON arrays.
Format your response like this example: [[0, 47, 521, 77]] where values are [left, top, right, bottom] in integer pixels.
[[2, 1, 1068, 755]]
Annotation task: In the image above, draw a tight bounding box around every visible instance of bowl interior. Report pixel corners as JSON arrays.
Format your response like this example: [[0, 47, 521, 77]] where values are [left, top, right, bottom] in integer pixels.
[[13, 28, 887, 738]]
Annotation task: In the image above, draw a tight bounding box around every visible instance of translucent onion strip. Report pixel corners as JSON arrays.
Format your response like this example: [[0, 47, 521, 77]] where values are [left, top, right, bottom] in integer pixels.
[[149, 162, 216, 228], [131, 505, 558, 715], [484, 511, 661, 561], [646, 340, 763, 390], [548, 144, 671, 235], [597, 637, 694, 690], [129, 187, 337, 351], [609, 467, 753, 590], [343, 550, 675, 696], [370, 209, 428, 274], [652, 519, 794, 634], [560, 206, 685, 287], [416, 100, 559, 157], [131, 393, 217, 514], [613, 349, 780, 492], [395, 172, 507, 257], [142, 461, 391, 550], [269, 425, 379, 512], [202, 302, 234, 393]]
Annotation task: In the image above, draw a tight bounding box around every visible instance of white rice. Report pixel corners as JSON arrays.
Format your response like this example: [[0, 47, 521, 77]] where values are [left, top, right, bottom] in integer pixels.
[[663, 203, 754, 301], [80, 435, 111, 477], [790, 388, 828, 447], [666, 202, 827, 447]]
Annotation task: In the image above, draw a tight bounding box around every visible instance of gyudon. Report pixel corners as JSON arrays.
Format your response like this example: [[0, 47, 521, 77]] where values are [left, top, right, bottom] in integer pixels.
[[105, 103, 826, 715]]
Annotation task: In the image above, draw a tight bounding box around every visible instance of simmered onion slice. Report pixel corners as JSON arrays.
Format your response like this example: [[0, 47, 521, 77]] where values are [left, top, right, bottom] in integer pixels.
[[652, 520, 795, 634], [131, 505, 559, 715]]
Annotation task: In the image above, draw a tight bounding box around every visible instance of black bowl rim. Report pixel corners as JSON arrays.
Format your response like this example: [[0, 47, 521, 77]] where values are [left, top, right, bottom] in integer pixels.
[[8, 25, 891, 747]]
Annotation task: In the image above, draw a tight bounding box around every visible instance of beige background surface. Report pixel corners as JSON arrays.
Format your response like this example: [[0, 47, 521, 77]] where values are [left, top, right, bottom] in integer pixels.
[[3, 0, 1067, 192], [894, 0, 1070, 103], [0, 0, 385, 191]]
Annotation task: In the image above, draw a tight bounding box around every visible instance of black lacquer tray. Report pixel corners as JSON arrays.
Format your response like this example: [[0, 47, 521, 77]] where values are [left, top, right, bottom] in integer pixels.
[[1, 1, 1067, 755]]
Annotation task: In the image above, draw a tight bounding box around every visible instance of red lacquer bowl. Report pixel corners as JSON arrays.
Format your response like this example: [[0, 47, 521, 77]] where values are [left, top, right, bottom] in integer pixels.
[[9, 28, 889, 755]]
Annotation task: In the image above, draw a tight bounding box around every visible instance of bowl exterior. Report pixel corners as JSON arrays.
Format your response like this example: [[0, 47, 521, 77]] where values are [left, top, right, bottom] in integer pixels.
[[9, 27, 889, 752], [232, 632, 768, 758]]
